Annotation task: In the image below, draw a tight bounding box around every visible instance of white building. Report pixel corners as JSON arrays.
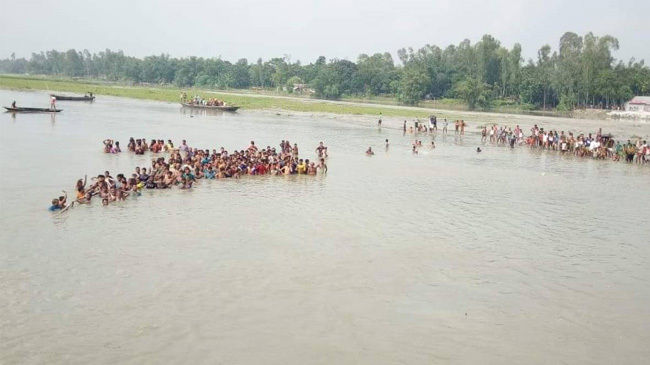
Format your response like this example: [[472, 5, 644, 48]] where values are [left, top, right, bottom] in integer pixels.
[[625, 96, 650, 112]]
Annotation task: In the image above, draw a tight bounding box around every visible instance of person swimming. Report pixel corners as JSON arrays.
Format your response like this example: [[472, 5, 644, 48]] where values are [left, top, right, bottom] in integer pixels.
[[48, 198, 61, 211], [366, 147, 374, 155], [49, 190, 74, 212], [477, 147, 482, 153]]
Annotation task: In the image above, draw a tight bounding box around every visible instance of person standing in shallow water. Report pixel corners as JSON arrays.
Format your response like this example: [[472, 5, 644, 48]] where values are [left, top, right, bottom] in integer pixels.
[[315, 142, 328, 158], [318, 158, 328, 173], [625, 140, 636, 163]]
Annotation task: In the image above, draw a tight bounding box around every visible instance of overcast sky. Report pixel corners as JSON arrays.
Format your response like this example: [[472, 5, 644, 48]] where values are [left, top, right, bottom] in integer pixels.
[[1, 0, 648, 65]]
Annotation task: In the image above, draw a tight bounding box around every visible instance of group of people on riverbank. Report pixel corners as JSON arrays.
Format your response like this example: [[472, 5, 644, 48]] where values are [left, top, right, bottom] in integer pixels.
[[52, 139, 329, 211]]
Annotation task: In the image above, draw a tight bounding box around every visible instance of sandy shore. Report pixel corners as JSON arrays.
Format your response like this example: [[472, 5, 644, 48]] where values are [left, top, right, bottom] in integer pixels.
[[254, 107, 650, 141]]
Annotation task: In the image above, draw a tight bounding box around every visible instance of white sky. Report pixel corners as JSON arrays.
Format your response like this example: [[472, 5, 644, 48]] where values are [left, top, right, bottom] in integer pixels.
[[1, 0, 648, 64]]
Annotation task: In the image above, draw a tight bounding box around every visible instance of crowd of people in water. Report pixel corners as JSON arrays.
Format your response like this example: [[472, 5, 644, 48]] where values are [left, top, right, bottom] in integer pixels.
[[370, 116, 649, 164], [180, 93, 228, 106], [49, 114, 648, 212], [49, 139, 329, 212], [476, 124, 648, 163]]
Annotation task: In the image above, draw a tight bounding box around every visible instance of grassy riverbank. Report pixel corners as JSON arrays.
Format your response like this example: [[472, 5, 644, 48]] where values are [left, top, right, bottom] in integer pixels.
[[0, 75, 440, 118], [0, 74, 608, 121]]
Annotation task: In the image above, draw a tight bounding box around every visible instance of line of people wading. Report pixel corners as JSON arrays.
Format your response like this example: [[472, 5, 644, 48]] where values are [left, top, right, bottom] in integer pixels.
[[477, 124, 648, 163], [48, 139, 329, 212], [369, 116, 649, 163]]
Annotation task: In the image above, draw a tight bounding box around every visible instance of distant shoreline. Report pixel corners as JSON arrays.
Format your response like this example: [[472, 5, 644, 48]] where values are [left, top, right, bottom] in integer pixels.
[[0, 74, 610, 122]]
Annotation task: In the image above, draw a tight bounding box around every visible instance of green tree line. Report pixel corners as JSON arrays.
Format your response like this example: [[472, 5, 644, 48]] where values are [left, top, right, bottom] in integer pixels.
[[1, 32, 648, 110]]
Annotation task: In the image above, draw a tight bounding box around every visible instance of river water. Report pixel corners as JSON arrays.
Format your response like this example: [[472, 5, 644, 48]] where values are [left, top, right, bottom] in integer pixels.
[[1, 89, 649, 364]]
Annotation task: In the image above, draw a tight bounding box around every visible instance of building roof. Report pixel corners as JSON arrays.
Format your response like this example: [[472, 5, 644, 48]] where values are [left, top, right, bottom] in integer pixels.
[[629, 96, 650, 105]]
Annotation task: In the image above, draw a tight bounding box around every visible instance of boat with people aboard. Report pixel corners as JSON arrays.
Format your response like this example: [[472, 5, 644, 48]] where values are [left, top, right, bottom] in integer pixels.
[[181, 102, 240, 112], [179, 93, 240, 111], [50, 92, 95, 101], [4, 106, 62, 113]]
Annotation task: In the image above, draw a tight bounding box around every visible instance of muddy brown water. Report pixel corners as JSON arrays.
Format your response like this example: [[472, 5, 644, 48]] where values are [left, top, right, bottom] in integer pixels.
[[1, 89, 649, 364]]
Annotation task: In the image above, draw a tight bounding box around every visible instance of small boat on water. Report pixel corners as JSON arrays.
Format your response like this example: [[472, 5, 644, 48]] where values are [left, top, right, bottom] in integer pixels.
[[50, 93, 95, 101], [3, 106, 63, 113], [181, 103, 240, 112]]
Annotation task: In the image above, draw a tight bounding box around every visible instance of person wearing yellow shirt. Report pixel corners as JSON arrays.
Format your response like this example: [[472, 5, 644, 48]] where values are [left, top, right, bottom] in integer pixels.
[[297, 159, 307, 174]]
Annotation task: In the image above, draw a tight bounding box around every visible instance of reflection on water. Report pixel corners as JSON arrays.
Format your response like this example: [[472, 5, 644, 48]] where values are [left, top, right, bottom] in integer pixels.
[[1, 89, 649, 364], [4, 110, 58, 127], [179, 106, 234, 117]]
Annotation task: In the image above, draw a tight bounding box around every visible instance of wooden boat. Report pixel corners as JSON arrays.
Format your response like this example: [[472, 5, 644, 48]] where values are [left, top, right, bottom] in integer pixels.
[[50, 94, 95, 101], [181, 103, 240, 112], [3, 106, 62, 113]]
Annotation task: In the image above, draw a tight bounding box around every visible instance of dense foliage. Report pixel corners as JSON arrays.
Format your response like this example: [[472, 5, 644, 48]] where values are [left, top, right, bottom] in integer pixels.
[[1, 32, 648, 110]]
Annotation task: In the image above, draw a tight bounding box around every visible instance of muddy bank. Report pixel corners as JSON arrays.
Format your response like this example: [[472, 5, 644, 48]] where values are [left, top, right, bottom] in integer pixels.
[[259, 108, 650, 141]]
